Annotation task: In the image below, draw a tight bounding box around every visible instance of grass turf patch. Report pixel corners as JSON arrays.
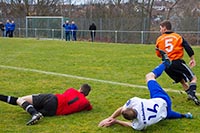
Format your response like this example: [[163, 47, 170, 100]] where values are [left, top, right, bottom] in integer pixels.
[[0, 38, 200, 132]]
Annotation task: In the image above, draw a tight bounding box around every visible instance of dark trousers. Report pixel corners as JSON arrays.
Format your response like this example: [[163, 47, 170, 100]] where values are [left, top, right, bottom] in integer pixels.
[[90, 32, 96, 42], [6, 30, 10, 37], [65, 32, 70, 41]]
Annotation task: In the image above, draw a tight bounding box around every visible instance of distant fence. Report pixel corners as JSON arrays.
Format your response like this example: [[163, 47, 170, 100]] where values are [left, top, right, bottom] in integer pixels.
[[4, 28, 200, 45]]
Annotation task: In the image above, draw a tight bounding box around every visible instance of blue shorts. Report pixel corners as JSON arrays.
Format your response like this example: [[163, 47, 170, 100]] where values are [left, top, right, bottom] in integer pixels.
[[147, 80, 172, 109], [147, 80, 183, 119]]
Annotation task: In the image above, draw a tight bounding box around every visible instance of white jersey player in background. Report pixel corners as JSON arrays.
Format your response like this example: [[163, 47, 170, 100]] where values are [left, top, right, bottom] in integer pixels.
[[98, 52, 193, 130]]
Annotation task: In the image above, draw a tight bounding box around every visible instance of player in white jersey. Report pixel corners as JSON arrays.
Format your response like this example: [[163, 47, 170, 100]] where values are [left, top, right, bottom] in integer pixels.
[[98, 53, 193, 130], [123, 97, 168, 130]]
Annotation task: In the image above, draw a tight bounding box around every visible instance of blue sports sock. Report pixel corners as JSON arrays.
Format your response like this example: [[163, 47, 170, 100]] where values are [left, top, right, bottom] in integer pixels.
[[167, 110, 182, 119], [152, 63, 166, 78]]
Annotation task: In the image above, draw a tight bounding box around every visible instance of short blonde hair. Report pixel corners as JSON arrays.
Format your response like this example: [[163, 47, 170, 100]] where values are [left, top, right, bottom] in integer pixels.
[[122, 108, 137, 120]]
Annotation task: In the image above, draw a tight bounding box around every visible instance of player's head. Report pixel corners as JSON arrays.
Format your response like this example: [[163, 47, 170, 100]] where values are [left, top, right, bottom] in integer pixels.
[[122, 108, 137, 120], [80, 84, 91, 96], [159, 20, 172, 34]]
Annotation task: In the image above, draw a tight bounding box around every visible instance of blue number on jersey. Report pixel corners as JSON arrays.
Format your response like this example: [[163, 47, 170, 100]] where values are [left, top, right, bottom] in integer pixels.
[[147, 104, 159, 120], [126, 99, 131, 106]]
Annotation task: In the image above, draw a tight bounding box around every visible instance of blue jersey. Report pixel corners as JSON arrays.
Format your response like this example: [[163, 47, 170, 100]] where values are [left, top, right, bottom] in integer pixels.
[[71, 24, 77, 31], [63, 23, 71, 33], [5, 22, 11, 31], [10, 23, 15, 31]]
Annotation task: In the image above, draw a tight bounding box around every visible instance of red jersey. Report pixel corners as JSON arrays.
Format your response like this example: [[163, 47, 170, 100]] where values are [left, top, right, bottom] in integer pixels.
[[55, 88, 92, 115], [156, 32, 184, 60]]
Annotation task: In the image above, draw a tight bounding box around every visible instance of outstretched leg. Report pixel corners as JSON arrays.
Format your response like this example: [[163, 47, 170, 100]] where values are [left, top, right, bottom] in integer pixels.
[[146, 61, 192, 119], [0, 94, 43, 125], [186, 81, 200, 105], [16, 96, 43, 125], [0, 94, 18, 105]]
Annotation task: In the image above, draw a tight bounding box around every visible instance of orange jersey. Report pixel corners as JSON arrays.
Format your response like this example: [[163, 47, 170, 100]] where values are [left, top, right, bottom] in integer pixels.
[[156, 32, 184, 60]]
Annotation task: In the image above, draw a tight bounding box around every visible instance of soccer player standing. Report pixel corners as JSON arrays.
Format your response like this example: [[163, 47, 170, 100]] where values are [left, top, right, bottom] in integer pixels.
[[155, 20, 199, 105]]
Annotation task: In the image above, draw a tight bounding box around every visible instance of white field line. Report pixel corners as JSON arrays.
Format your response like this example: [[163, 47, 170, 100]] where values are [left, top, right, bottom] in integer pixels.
[[0, 65, 199, 96]]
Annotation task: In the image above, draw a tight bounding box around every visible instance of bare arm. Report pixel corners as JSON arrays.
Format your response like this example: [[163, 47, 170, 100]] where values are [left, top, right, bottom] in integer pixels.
[[98, 107, 123, 127], [110, 107, 132, 127], [98, 107, 132, 128], [115, 119, 132, 127], [110, 107, 123, 118]]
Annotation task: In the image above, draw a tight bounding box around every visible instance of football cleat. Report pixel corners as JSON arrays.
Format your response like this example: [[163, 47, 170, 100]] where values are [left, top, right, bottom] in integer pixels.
[[188, 94, 200, 105], [185, 112, 193, 119], [26, 112, 43, 125], [156, 48, 171, 68]]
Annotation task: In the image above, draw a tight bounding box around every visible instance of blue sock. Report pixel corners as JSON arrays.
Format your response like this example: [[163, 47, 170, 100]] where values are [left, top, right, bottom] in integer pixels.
[[152, 63, 166, 78]]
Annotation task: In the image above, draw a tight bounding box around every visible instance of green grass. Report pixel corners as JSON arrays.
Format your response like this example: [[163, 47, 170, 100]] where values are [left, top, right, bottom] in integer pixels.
[[0, 38, 200, 133]]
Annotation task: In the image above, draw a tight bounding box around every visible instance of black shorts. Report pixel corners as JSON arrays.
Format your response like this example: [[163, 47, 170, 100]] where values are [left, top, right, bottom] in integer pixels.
[[32, 94, 58, 116], [165, 59, 195, 83]]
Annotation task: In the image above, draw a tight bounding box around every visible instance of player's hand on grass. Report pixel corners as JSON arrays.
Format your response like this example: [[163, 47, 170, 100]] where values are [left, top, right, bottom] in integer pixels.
[[98, 117, 116, 127]]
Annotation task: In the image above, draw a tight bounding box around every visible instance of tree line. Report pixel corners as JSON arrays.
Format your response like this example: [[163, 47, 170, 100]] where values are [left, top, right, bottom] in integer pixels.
[[0, 0, 199, 43]]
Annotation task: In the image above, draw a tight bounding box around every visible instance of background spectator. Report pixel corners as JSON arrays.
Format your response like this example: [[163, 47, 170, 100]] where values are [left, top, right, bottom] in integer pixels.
[[89, 23, 97, 42], [10, 20, 15, 37], [5, 19, 11, 37], [0, 22, 5, 37], [71, 21, 78, 41], [63, 20, 71, 41]]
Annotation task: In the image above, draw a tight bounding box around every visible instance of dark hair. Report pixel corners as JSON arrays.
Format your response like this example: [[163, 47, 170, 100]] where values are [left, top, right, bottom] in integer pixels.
[[80, 84, 91, 96], [160, 20, 172, 30], [122, 108, 137, 120]]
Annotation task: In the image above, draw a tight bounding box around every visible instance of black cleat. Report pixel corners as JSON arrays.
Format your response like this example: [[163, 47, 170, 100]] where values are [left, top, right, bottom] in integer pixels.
[[26, 112, 43, 125], [188, 94, 200, 105], [156, 48, 171, 67]]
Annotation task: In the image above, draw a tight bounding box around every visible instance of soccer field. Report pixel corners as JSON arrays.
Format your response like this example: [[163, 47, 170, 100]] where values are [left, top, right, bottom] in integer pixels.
[[0, 38, 200, 133]]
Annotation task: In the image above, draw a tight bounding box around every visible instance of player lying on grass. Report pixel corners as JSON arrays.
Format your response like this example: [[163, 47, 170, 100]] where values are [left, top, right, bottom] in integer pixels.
[[98, 53, 193, 130], [0, 84, 92, 125]]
